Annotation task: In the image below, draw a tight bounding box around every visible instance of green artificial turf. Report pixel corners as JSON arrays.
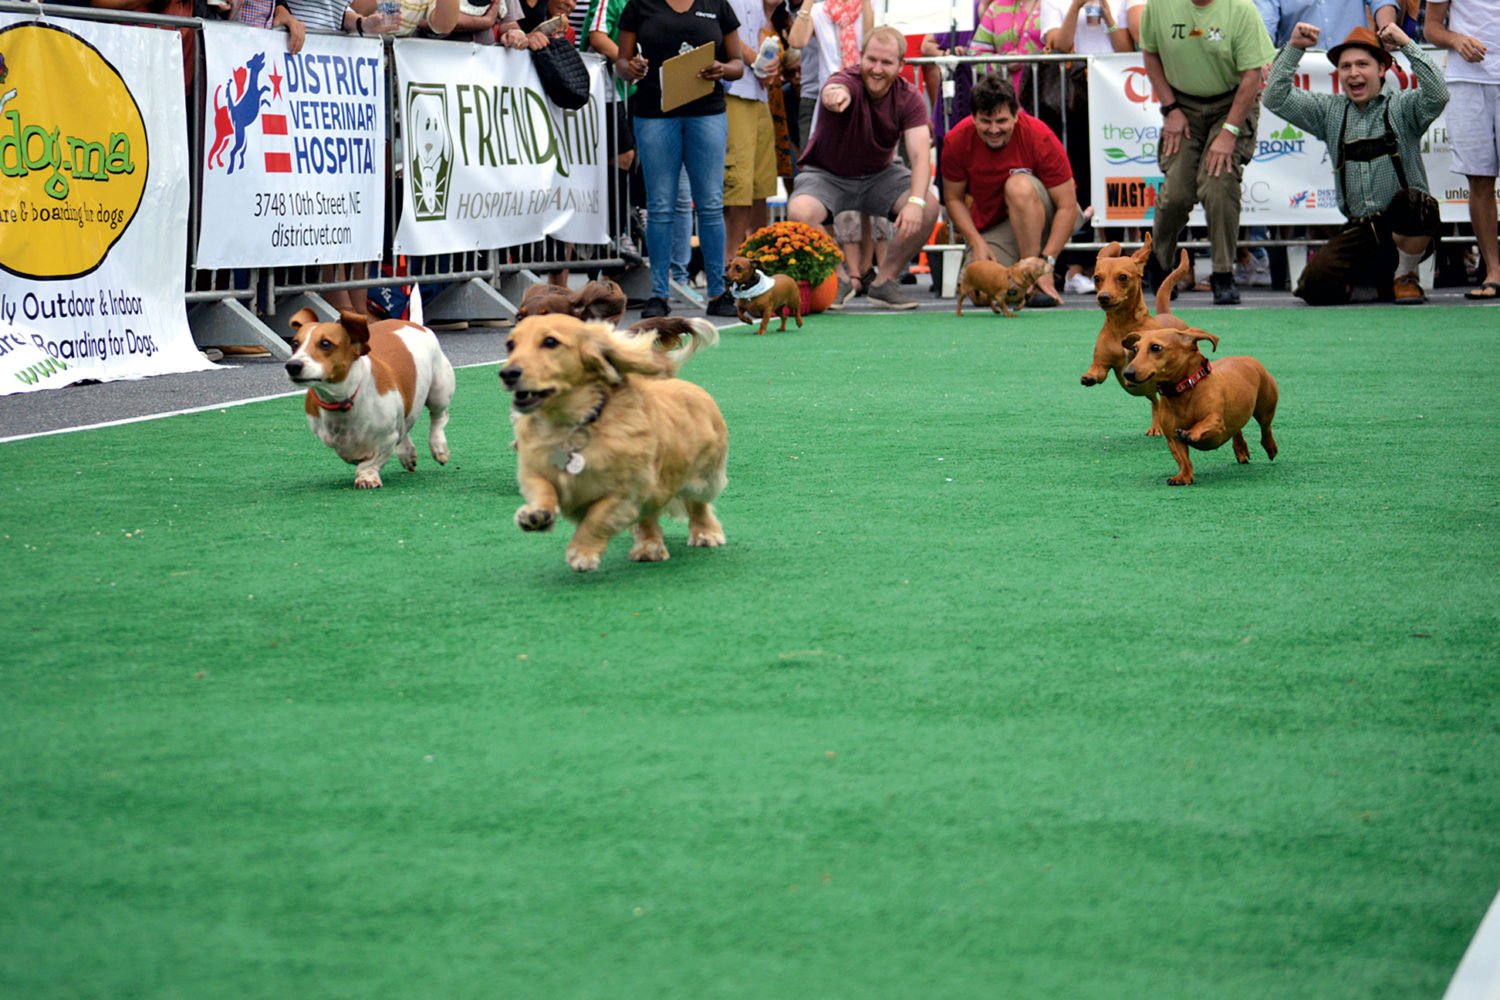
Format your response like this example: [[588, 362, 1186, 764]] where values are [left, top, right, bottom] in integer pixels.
[[2, 306, 1497, 999]]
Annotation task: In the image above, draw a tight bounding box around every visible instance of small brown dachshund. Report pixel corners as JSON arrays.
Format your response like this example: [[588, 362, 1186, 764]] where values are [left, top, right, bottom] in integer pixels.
[[955, 258, 1046, 317], [1121, 327, 1279, 486], [725, 255, 803, 336]]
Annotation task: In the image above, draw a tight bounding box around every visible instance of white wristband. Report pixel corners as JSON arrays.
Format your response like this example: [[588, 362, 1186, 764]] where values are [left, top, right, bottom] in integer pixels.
[[1221, 122, 1242, 136], [907, 195, 927, 208]]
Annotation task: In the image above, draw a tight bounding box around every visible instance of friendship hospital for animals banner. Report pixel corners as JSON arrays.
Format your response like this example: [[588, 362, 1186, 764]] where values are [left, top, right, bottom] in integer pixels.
[[197, 22, 386, 268], [0, 14, 212, 395], [1087, 51, 1467, 227], [393, 41, 608, 256]]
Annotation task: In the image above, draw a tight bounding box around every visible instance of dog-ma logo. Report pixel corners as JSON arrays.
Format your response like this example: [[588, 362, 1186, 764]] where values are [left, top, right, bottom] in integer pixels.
[[1254, 123, 1304, 162], [405, 83, 453, 222], [0, 23, 147, 280]]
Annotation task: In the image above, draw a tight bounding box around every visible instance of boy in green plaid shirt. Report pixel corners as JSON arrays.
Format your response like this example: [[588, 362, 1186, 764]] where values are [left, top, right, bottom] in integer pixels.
[[1264, 21, 1449, 304]]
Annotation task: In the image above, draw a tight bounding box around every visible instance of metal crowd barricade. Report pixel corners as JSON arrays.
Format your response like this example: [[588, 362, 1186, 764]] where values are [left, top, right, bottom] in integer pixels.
[[0, 2, 624, 356]]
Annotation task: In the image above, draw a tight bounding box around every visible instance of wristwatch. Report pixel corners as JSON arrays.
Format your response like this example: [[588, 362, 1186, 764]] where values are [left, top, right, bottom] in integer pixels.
[[1044, 254, 1057, 270], [1159, 101, 1182, 116]]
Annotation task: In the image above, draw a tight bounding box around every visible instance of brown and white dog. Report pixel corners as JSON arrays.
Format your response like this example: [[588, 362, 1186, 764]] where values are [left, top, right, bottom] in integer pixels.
[[499, 314, 728, 573], [1121, 327, 1278, 486], [955, 257, 1046, 317], [1081, 234, 1190, 435], [286, 308, 455, 489]]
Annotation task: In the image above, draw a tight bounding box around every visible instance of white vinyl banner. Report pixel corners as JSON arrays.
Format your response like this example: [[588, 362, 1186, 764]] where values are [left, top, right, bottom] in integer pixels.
[[1087, 51, 1468, 226], [393, 40, 609, 256], [0, 15, 212, 395], [197, 22, 386, 268]]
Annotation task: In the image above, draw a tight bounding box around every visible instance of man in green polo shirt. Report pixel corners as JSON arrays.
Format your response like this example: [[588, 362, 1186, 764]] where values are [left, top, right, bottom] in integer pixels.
[[1139, 0, 1275, 304]]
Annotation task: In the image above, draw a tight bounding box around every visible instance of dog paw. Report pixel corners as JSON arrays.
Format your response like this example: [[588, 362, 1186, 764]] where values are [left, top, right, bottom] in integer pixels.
[[629, 540, 670, 562], [566, 549, 602, 572], [432, 446, 451, 465], [1174, 428, 1194, 443], [1080, 375, 1098, 386], [1166, 475, 1193, 486], [354, 471, 383, 489], [515, 506, 556, 532], [688, 529, 726, 548], [1145, 426, 1164, 437]]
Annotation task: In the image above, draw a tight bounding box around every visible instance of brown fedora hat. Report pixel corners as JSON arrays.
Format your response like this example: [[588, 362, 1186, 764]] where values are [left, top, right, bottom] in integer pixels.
[[1327, 26, 1393, 70]]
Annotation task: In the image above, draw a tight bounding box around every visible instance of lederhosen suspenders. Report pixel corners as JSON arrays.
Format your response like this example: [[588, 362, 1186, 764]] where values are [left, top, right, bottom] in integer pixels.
[[1333, 102, 1407, 224]]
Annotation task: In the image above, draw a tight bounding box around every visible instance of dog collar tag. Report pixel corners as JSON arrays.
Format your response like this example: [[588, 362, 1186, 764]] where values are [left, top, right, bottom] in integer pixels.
[[552, 448, 586, 474]]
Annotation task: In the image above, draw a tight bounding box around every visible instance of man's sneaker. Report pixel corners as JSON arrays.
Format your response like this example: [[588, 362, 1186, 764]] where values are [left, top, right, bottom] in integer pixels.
[[828, 276, 856, 310], [1233, 260, 1253, 286], [1210, 271, 1240, 305], [1064, 271, 1096, 295], [640, 296, 670, 319], [867, 279, 919, 310], [1250, 255, 1273, 287], [706, 292, 738, 317], [858, 267, 876, 296], [1393, 272, 1426, 304]]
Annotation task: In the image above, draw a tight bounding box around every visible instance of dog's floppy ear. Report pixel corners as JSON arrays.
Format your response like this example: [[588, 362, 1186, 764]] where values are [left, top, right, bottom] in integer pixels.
[[1121, 331, 1142, 352], [338, 310, 373, 356], [289, 308, 320, 334], [582, 321, 672, 383], [1187, 329, 1220, 353]]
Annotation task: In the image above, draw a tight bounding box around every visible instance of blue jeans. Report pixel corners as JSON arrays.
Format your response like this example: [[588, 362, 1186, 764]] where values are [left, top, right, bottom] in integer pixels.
[[672, 164, 693, 285], [635, 113, 727, 299]]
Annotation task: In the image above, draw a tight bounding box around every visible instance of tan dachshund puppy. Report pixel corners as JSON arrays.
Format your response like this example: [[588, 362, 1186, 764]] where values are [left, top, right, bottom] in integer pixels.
[[725, 255, 803, 335], [516, 283, 578, 319], [955, 257, 1045, 317], [575, 278, 628, 325], [1121, 327, 1278, 486], [286, 309, 455, 489], [499, 314, 728, 572], [1081, 234, 1191, 435]]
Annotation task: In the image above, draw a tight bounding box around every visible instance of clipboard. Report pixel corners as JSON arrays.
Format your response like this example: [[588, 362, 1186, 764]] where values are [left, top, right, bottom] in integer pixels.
[[659, 41, 715, 113]]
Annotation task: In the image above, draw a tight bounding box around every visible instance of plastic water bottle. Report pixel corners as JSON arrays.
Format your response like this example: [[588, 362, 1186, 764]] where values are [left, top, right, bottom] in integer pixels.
[[752, 36, 781, 80], [1084, 1, 1102, 23]]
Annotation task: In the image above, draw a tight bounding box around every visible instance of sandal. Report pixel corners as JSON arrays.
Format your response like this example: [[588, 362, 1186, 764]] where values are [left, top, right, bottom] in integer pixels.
[[1464, 281, 1500, 300]]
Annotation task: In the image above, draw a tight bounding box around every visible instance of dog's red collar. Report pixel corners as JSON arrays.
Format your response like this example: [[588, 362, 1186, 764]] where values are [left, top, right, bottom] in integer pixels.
[[1159, 362, 1211, 398], [311, 387, 357, 412]]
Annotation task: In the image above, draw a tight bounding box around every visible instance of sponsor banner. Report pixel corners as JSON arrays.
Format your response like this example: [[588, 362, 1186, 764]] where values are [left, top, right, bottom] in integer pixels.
[[197, 23, 386, 267], [393, 40, 608, 256], [0, 15, 211, 394], [1088, 51, 1466, 226]]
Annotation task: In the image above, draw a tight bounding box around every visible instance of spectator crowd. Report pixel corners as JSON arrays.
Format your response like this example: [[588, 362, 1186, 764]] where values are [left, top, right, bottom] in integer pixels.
[[52, 0, 1500, 309]]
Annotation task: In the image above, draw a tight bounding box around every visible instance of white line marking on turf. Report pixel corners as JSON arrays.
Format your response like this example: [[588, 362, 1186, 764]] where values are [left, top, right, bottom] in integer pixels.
[[0, 361, 499, 445], [1446, 885, 1500, 1000]]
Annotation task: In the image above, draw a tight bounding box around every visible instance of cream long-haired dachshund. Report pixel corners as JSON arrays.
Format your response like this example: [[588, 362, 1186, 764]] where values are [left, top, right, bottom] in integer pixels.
[[499, 314, 728, 572]]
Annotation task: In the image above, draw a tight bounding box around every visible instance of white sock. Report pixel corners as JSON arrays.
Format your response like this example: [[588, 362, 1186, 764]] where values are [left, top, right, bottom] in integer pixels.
[[1396, 250, 1422, 277]]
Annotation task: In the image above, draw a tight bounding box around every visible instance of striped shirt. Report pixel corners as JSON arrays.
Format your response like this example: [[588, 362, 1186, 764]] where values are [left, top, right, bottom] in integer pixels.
[[1263, 41, 1448, 219]]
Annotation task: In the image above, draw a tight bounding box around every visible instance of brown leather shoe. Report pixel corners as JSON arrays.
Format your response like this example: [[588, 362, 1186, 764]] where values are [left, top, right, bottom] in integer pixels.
[[1393, 272, 1426, 305]]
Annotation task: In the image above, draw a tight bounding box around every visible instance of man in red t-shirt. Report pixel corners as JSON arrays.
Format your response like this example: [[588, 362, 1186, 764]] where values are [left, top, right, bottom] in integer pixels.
[[941, 73, 1079, 306], [789, 26, 941, 311]]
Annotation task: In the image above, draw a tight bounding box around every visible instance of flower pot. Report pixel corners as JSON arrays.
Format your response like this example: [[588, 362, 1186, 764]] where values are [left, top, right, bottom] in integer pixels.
[[806, 272, 839, 314]]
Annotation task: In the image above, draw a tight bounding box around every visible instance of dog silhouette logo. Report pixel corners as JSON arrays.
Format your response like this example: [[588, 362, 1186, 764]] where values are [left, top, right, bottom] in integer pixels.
[[207, 51, 280, 175], [405, 84, 453, 222]]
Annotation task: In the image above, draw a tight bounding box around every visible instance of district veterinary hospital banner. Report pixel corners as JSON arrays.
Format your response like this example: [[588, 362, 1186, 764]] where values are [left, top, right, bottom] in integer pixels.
[[393, 40, 608, 256], [0, 15, 211, 395], [197, 22, 386, 268], [1087, 51, 1467, 227]]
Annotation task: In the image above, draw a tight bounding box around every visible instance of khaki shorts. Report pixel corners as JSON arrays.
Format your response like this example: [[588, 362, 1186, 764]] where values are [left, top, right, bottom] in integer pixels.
[[724, 95, 778, 206], [979, 174, 1054, 264]]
